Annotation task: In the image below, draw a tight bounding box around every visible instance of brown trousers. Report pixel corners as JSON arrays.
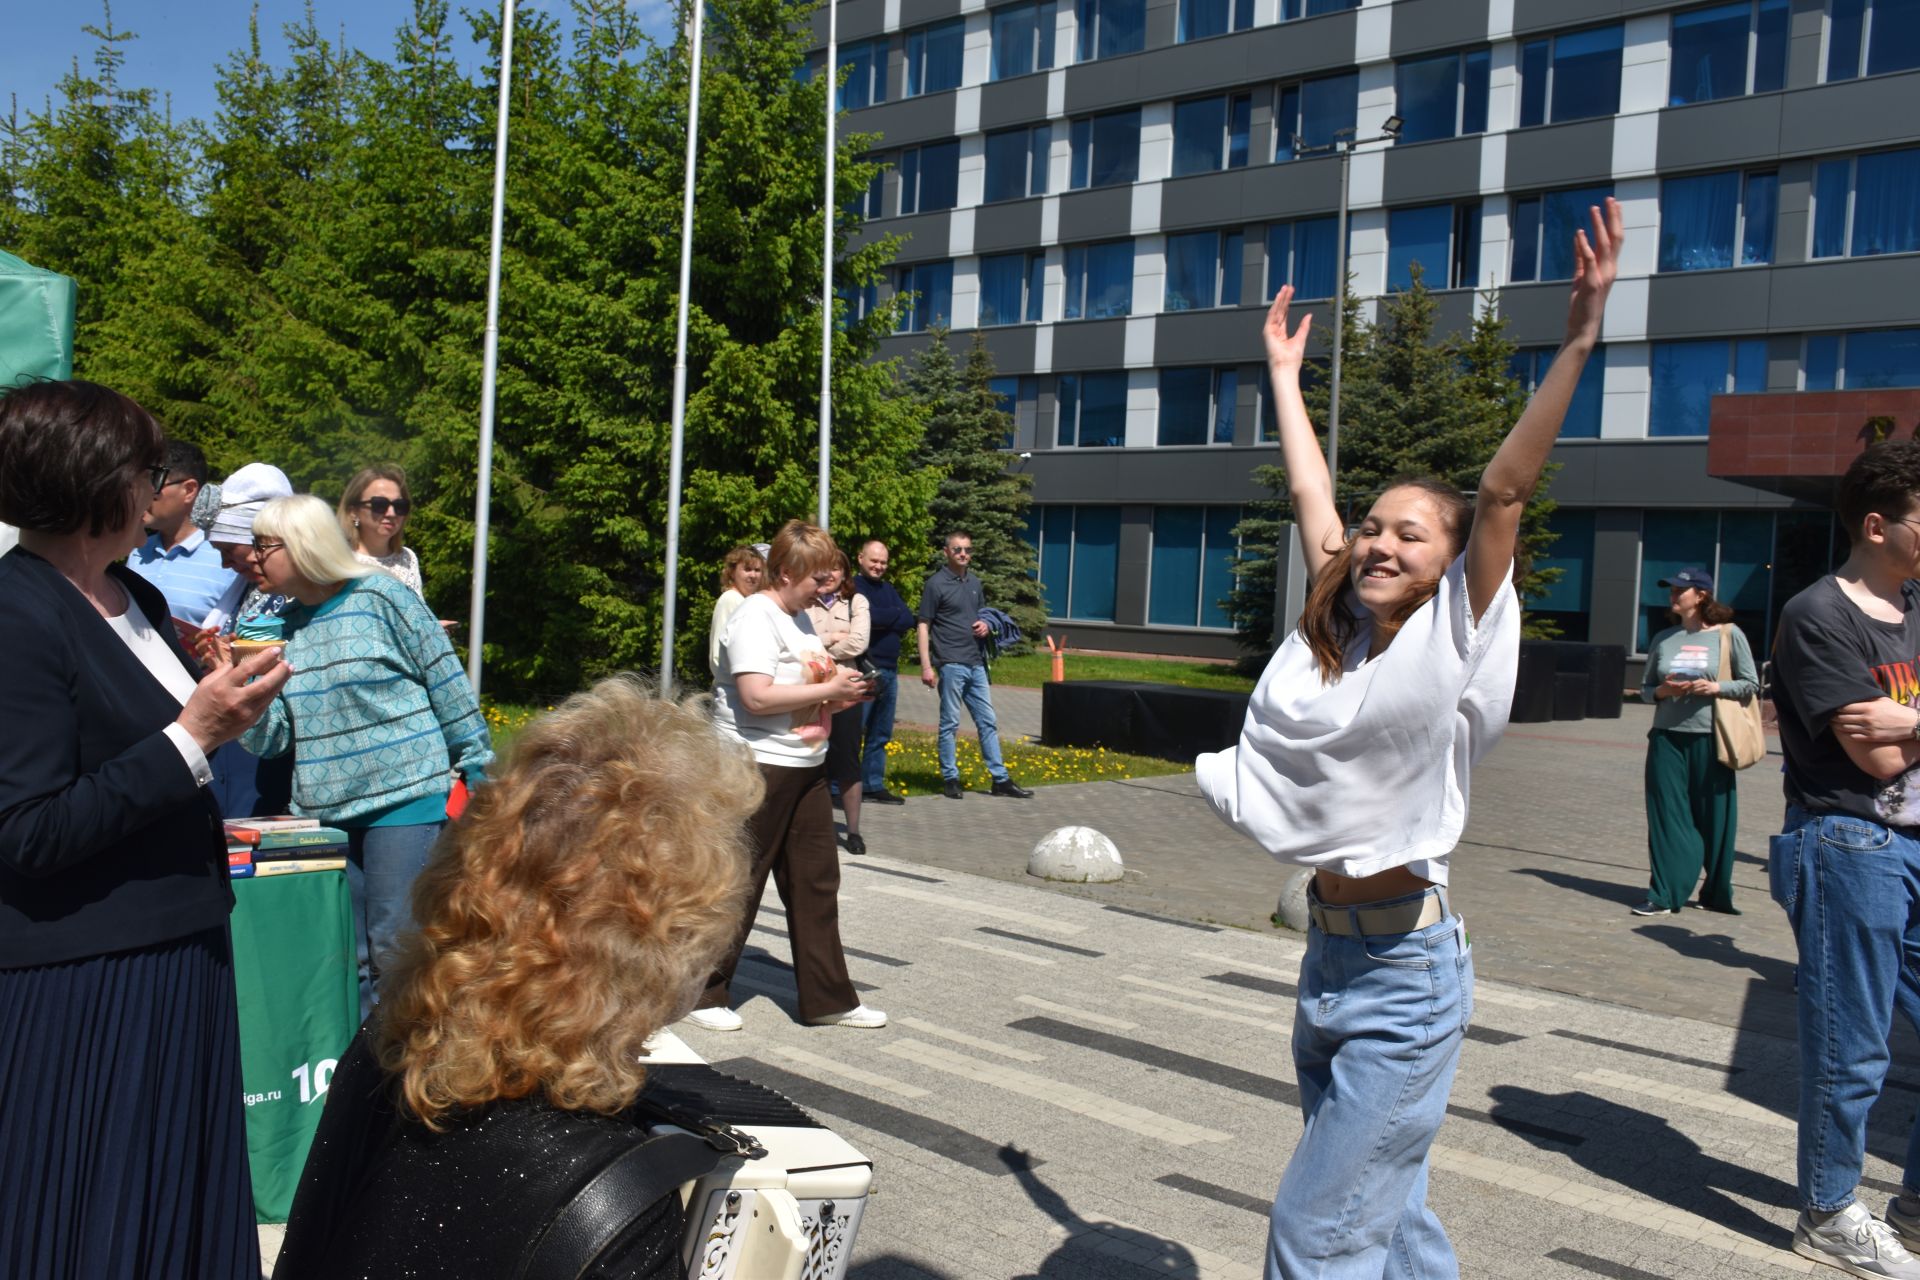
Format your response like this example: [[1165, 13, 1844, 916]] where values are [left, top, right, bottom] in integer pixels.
[[700, 760, 858, 1022]]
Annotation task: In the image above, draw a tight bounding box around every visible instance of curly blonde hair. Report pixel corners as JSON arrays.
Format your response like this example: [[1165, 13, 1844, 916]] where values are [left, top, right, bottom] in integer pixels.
[[374, 675, 763, 1128]]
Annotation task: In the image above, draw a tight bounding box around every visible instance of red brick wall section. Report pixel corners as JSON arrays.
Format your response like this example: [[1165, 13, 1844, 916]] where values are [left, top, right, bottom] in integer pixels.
[[1709, 390, 1920, 479]]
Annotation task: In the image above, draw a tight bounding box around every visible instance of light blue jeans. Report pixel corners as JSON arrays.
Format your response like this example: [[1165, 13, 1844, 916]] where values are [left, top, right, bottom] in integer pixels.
[[1269, 892, 1473, 1280], [861, 668, 899, 793], [345, 821, 444, 1020], [936, 662, 1008, 783], [1770, 806, 1920, 1211]]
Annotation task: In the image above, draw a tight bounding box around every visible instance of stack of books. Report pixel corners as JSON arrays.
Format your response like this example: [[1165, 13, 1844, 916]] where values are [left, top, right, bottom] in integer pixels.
[[225, 817, 349, 879]]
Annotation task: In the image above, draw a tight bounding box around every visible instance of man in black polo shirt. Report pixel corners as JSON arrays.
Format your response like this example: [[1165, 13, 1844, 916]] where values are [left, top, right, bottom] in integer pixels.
[[917, 530, 1032, 800]]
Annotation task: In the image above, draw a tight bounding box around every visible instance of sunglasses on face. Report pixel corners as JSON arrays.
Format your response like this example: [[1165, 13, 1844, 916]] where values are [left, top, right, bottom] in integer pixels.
[[145, 464, 170, 495], [358, 497, 412, 518], [250, 540, 286, 559]]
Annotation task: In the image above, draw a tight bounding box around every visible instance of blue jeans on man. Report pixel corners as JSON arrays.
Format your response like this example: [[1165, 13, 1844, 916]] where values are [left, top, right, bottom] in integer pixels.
[[345, 821, 445, 1020], [936, 662, 1008, 783], [860, 667, 899, 793], [1771, 806, 1920, 1210]]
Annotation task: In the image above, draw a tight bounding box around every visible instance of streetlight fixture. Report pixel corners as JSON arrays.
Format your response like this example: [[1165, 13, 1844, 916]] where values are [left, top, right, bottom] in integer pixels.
[[1298, 113, 1402, 503]]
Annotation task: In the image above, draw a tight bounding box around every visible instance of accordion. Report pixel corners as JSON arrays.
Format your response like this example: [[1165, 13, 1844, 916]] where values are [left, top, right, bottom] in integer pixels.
[[635, 1033, 873, 1280]]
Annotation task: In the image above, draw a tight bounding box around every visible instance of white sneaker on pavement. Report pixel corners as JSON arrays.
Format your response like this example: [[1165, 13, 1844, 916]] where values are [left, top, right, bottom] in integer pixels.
[[806, 1004, 888, 1029], [1795, 1202, 1920, 1278], [1886, 1196, 1920, 1251], [682, 1006, 744, 1032]]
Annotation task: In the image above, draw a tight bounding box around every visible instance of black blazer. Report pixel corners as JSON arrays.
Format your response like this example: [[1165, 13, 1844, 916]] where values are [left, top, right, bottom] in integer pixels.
[[0, 548, 229, 968]]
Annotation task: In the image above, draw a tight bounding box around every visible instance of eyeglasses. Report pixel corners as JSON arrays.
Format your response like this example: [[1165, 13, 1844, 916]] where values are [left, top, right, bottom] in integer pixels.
[[949, 546, 973, 556], [145, 464, 171, 495], [358, 497, 412, 518], [250, 539, 286, 559]]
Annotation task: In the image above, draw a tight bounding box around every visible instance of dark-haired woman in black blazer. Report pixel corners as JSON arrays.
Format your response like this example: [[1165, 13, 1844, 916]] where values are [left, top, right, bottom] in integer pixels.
[[0, 381, 290, 1280]]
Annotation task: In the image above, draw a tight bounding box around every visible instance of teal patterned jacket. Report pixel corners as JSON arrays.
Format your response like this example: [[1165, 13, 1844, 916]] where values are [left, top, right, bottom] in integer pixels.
[[240, 570, 493, 823]]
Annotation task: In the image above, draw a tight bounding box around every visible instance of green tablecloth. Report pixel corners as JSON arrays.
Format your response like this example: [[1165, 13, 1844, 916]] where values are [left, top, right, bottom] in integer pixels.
[[231, 870, 359, 1223]]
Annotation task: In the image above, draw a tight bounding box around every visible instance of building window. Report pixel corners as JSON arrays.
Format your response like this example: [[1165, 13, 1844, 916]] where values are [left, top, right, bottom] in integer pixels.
[[847, 161, 886, 221], [1165, 230, 1243, 311], [1274, 72, 1359, 161], [1649, 337, 1768, 436], [1826, 0, 1920, 81], [1069, 109, 1142, 190], [1063, 240, 1135, 319], [1394, 49, 1491, 144], [1076, 0, 1146, 62], [1511, 183, 1615, 282], [984, 125, 1052, 203], [1257, 359, 1328, 441], [1804, 328, 1920, 388], [1532, 509, 1595, 640], [1518, 24, 1624, 127], [1811, 148, 1920, 260], [1172, 94, 1252, 177], [1638, 509, 1781, 653], [1659, 169, 1778, 271], [836, 280, 879, 327], [1026, 506, 1121, 620], [893, 261, 954, 332], [837, 39, 887, 111], [1510, 346, 1608, 439], [992, 1, 1057, 80], [1180, 0, 1253, 42], [1281, 0, 1359, 16], [1056, 373, 1129, 447], [1386, 202, 1481, 291], [896, 140, 960, 216], [979, 253, 1046, 326], [1157, 368, 1239, 445], [990, 375, 1039, 448], [1149, 507, 1241, 628], [905, 19, 965, 96], [1265, 217, 1340, 299], [1669, 0, 1789, 105]]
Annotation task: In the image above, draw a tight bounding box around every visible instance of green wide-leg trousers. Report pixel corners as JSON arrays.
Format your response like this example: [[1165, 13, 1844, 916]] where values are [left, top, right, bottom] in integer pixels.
[[1644, 728, 1739, 912]]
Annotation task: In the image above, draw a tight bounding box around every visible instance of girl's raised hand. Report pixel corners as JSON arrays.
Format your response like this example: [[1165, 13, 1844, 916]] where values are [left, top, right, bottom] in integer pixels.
[[1567, 196, 1625, 343], [1263, 284, 1313, 374]]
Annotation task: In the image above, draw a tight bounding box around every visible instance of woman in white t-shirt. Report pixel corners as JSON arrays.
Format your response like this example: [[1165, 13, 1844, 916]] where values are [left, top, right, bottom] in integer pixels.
[[707, 545, 765, 678], [1199, 200, 1623, 1279], [686, 519, 886, 1034]]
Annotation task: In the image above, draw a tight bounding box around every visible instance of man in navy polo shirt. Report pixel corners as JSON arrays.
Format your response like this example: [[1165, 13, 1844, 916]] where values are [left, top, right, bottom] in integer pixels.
[[854, 540, 914, 804], [128, 439, 238, 625], [917, 530, 1032, 800]]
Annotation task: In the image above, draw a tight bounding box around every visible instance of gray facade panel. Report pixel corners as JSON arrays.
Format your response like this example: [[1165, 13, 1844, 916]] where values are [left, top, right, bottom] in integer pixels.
[[1768, 259, 1920, 333], [1427, 292, 1479, 342], [1510, 1, 1675, 36], [973, 201, 1048, 253], [1549, 442, 1796, 508], [1654, 97, 1787, 175], [809, 0, 888, 44], [1238, 157, 1345, 220], [976, 327, 1040, 374], [1145, 0, 1178, 53], [1160, 171, 1265, 232], [883, 211, 954, 263], [1388, 0, 1492, 57], [1153, 311, 1264, 366], [1057, 187, 1138, 242], [1062, 17, 1357, 117], [1643, 271, 1777, 339], [1381, 137, 1488, 206], [1779, 73, 1920, 160], [1787, 0, 1825, 91], [978, 75, 1053, 131], [1115, 506, 1154, 626], [1026, 446, 1273, 502], [1775, 162, 1811, 267], [855, 93, 960, 148], [1504, 119, 1615, 191], [1588, 507, 1643, 657], [897, 0, 966, 30], [1051, 318, 1133, 368], [1492, 283, 1578, 347]]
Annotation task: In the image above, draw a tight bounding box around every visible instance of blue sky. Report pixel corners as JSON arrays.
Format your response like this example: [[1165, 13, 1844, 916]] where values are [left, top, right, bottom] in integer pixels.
[[2, 1, 676, 131]]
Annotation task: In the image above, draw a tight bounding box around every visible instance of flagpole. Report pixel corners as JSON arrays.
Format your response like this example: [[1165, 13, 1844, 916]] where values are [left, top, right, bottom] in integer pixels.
[[817, 0, 836, 529], [467, 0, 515, 696], [660, 0, 706, 695]]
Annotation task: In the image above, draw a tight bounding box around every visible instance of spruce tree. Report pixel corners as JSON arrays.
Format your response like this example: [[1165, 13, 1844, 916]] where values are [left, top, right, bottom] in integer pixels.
[[907, 329, 1045, 651]]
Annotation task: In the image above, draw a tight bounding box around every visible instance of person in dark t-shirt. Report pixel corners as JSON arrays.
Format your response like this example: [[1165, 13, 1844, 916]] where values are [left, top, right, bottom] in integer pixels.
[[1769, 442, 1920, 1278], [916, 530, 1032, 800]]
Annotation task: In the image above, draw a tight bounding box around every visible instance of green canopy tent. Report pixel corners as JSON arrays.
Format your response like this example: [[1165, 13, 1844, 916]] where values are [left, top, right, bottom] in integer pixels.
[[0, 249, 77, 384]]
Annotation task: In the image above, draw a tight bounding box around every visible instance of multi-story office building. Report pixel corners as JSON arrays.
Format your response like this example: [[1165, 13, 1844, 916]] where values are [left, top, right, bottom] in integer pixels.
[[819, 0, 1920, 670]]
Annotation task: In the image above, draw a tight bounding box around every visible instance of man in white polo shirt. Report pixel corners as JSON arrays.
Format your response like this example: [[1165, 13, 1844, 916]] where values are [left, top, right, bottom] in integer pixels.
[[128, 439, 238, 625]]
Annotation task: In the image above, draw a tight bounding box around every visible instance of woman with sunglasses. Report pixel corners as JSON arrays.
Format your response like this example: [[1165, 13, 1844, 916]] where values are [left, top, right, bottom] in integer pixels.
[[338, 466, 421, 596]]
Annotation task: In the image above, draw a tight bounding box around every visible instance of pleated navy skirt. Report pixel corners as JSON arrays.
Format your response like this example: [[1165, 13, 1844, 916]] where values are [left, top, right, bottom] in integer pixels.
[[0, 927, 260, 1280]]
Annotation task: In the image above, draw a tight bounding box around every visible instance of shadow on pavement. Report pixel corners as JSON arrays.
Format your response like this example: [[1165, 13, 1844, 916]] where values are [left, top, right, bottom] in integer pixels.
[[1632, 925, 1798, 991], [1509, 867, 1646, 907], [848, 1258, 961, 1279], [1487, 1086, 1795, 1247], [999, 1145, 1199, 1279]]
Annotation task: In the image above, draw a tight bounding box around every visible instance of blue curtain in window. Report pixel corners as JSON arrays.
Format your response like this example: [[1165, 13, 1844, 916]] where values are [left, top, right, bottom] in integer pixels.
[[1812, 160, 1851, 259], [1164, 232, 1217, 312], [1029, 125, 1051, 196], [1829, 0, 1866, 80], [1851, 148, 1920, 258], [1868, 0, 1920, 75], [1070, 118, 1091, 189], [979, 255, 1027, 327], [1220, 233, 1243, 306], [1069, 508, 1121, 620], [1649, 340, 1727, 438], [992, 3, 1054, 79], [1064, 247, 1086, 319], [1173, 98, 1227, 176], [1668, 3, 1750, 106], [1804, 334, 1840, 390], [1846, 329, 1920, 389], [1157, 369, 1212, 445], [1079, 374, 1128, 447], [1551, 25, 1623, 123], [1754, 0, 1789, 91], [1564, 346, 1606, 438], [1534, 509, 1595, 615], [1639, 511, 1720, 650], [1086, 241, 1134, 317], [1201, 508, 1238, 628], [1387, 204, 1453, 291], [1056, 376, 1079, 445], [839, 41, 881, 110], [1149, 508, 1203, 625], [917, 141, 960, 213], [1090, 111, 1141, 187], [1293, 217, 1338, 298], [1518, 40, 1549, 126], [1081, 0, 1145, 59], [897, 148, 920, 214], [1298, 74, 1358, 151], [1541, 184, 1614, 280], [1026, 256, 1046, 323], [1180, 0, 1228, 41], [1227, 96, 1251, 168], [1213, 370, 1238, 443], [1274, 85, 1302, 161], [913, 20, 964, 94], [1452, 203, 1482, 288], [1511, 196, 1541, 282], [1659, 171, 1740, 271], [1039, 508, 1072, 615], [901, 262, 952, 332], [1742, 172, 1777, 265], [1462, 50, 1490, 135], [1733, 338, 1768, 392], [984, 130, 1028, 202], [990, 376, 1019, 449], [1396, 54, 1460, 144]]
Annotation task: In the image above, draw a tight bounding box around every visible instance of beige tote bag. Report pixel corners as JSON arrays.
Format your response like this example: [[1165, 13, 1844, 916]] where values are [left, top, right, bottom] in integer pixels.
[[1712, 624, 1767, 770]]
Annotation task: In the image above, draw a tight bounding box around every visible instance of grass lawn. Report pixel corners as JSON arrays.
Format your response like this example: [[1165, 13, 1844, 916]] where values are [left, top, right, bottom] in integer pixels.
[[877, 729, 1188, 795], [904, 651, 1255, 693]]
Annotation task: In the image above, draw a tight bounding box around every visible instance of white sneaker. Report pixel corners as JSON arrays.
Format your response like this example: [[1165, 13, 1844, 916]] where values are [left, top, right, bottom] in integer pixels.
[[1795, 1202, 1920, 1278], [682, 1006, 744, 1032], [807, 1004, 888, 1029], [1886, 1196, 1920, 1251]]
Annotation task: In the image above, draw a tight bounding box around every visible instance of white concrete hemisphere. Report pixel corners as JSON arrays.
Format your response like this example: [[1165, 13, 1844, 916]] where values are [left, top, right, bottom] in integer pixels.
[[1274, 867, 1314, 933], [1027, 826, 1124, 883]]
